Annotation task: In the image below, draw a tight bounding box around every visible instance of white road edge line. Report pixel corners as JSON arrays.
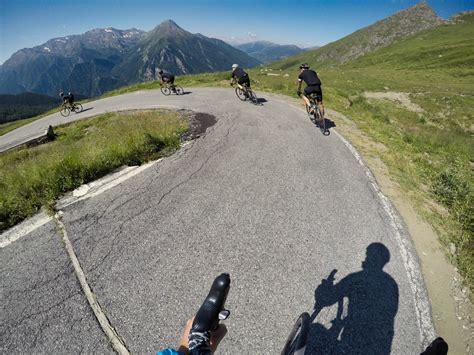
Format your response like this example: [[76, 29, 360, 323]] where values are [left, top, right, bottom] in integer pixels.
[[0, 212, 52, 248], [54, 212, 130, 355], [333, 129, 436, 347]]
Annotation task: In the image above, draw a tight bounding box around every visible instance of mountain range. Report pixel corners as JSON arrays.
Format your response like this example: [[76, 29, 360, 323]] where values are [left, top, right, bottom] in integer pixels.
[[0, 20, 260, 98]]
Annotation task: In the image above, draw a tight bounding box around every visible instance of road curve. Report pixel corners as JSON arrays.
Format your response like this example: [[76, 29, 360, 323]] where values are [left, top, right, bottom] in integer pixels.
[[0, 88, 434, 353]]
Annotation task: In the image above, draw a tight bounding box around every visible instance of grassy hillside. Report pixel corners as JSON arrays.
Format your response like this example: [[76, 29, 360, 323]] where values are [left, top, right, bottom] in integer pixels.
[[271, 2, 443, 70]]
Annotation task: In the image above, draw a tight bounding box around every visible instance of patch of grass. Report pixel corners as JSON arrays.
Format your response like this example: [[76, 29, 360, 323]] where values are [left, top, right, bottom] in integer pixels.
[[0, 110, 187, 232]]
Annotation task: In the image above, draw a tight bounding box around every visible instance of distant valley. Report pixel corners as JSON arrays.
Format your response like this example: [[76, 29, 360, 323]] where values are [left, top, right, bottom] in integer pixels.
[[234, 41, 310, 64]]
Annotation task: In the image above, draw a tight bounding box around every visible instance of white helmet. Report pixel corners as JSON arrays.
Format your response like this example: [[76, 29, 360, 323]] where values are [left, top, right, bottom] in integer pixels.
[[232, 64, 238, 69]]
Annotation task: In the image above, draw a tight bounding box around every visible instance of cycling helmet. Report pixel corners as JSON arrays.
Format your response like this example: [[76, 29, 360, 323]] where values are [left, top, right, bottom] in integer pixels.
[[299, 63, 310, 69], [158, 70, 163, 75], [232, 64, 238, 69], [59, 92, 64, 97]]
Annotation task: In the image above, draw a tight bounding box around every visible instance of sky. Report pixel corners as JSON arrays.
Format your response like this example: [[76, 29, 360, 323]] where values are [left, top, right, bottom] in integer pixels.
[[1, 0, 473, 64]]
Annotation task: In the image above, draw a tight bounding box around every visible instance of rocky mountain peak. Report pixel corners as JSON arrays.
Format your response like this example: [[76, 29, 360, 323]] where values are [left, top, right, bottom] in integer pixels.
[[152, 19, 184, 35]]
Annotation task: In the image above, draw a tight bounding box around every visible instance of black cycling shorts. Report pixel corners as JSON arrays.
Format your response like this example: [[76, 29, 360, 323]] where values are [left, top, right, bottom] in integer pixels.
[[304, 85, 323, 102], [238, 75, 250, 88]]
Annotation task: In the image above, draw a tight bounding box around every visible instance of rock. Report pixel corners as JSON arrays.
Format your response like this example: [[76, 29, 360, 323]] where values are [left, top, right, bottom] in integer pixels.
[[450, 243, 456, 255]]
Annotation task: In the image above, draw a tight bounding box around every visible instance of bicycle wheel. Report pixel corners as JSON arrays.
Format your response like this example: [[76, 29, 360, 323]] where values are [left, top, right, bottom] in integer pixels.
[[316, 106, 329, 135], [248, 89, 258, 105], [60, 105, 70, 117], [175, 86, 184, 95], [72, 103, 83, 113], [235, 87, 247, 101], [282, 312, 310, 355], [161, 86, 171, 95]]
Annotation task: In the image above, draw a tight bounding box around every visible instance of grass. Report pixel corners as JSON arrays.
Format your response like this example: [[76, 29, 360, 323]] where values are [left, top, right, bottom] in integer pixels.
[[0, 110, 188, 232]]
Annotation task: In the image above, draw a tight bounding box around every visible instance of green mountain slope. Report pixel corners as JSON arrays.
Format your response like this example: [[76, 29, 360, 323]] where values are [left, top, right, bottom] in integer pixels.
[[272, 2, 444, 70]]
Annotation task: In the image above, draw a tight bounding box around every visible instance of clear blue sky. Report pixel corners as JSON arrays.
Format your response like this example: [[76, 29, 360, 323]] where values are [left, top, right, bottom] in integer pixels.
[[1, 0, 473, 64]]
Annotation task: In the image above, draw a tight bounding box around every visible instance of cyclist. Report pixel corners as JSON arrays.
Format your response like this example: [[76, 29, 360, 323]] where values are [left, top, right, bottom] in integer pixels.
[[230, 64, 251, 91], [297, 63, 324, 116], [59, 91, 74, 107], [159, 70, 176, 91]]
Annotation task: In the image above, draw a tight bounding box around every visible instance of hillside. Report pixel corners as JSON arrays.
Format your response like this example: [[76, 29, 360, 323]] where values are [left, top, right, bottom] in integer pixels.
[[272, 2, 444, 70], [235, 41, 306, 63], [0, 92, 61, 124]]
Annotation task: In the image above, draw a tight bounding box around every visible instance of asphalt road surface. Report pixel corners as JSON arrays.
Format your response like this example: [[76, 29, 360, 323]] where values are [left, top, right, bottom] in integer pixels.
[[1, 88, 435, 353]]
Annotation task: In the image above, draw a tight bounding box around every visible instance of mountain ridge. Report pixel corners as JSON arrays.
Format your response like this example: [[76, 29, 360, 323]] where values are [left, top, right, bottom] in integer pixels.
[[0, 21, 259, 97], [272, 2, 445, 70]]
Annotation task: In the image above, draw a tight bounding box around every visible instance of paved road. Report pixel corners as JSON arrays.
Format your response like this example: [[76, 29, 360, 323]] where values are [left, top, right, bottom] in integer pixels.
[[1, 88, 434, 353]]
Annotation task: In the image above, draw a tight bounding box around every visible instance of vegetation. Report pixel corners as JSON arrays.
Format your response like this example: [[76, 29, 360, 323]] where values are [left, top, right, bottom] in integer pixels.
[[0, 110, 187, 232]]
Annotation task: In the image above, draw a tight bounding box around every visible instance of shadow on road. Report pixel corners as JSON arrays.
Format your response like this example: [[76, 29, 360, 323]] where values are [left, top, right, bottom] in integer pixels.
[[257, 97, 268, 104], [180, 91, 192, 95], [78, 107, 94, 113], [302, 243, 399, 354]]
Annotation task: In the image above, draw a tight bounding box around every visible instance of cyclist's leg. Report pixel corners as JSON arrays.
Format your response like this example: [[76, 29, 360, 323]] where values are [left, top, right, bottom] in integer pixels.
[[301, 92, 312, 112], [315, 86, 324, 117]]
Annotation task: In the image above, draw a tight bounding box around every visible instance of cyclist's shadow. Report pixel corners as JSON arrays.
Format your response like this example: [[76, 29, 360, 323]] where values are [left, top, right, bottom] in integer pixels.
[[305, 243, 399, 355]]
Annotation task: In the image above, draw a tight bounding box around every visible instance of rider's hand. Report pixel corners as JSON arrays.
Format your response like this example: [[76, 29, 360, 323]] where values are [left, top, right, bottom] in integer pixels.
[[178, 318, 227, 354]]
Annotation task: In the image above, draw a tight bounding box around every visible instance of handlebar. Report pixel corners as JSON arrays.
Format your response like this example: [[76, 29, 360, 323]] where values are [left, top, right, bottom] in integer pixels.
[[191, 273, 231, 333]]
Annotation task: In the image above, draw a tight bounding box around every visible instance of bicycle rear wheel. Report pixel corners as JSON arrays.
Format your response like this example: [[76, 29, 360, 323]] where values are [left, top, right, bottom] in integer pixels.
[[235, 87, 247, 101], [282, 312, 310, 355], [161, 86, 171, 95], [316, 106, 329, 135], [248, 89, 258, 105], [175, 86, 184, 95], [72, 103, 83, 113], [60, 105, 70, 117]]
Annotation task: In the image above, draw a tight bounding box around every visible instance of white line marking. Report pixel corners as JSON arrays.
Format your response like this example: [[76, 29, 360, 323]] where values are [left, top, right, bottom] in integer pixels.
[[57, 160, 160, 209], [0, 212, 52, 248]]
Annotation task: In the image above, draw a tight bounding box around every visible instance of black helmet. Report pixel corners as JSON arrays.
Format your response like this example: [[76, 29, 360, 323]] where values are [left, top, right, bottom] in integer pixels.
[[299, 63, 310, 69], [159, 70, 163, 75], [59, 92, 64, 96]]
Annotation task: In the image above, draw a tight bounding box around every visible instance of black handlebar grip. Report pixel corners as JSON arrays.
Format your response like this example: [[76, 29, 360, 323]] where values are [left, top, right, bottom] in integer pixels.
[[192, 273, 231, 333]]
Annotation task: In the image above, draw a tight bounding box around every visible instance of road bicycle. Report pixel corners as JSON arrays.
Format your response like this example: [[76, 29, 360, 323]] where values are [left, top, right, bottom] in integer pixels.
[[161, 82, 184, 96], [59, 102, 83, 117], [231, 81, 259, 105], [305, 93, 329, 136]]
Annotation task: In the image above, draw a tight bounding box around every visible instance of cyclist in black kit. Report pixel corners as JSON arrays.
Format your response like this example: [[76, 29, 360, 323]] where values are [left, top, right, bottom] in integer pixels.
[[297, 63, 324, 116], [159, 70, 176, 90], [59, 92, 74, 106], [230, 64, 251, 89]]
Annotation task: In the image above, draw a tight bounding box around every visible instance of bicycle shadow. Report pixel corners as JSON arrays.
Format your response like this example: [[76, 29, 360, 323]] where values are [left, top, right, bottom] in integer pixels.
[[304, 243, 399, 354], [180, 91, 192, 95], [79, 107, 94, 113], [257, 97, 267, 105]]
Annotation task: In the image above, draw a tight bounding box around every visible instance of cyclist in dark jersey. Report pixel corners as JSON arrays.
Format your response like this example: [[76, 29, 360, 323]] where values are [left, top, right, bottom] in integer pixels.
[[59, 92, 74, 106], [159, 70, 176, 89], [230, 64, 251, 89], [297, 63, 324, 116]]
